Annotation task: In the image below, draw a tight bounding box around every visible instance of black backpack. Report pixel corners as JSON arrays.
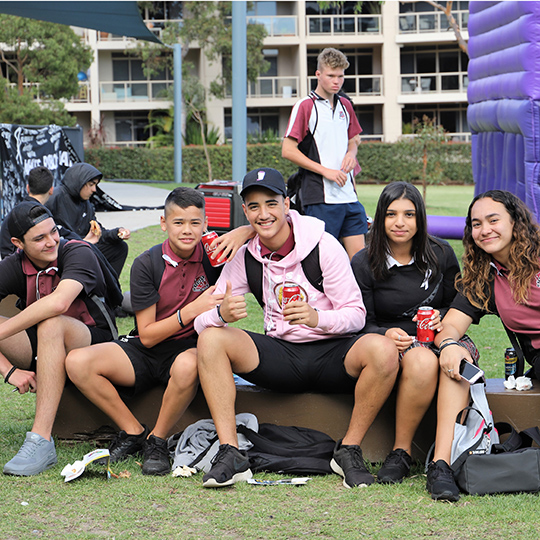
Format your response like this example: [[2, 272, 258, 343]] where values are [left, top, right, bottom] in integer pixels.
[[63, 239, 124, 339], [244, 245, 324, 308], [237, 423, 336, 475], [286, 95, 319, 214]]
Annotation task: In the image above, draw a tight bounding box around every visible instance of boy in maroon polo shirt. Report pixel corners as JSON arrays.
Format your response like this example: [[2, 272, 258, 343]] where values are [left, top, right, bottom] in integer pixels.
[[66, 187, 250, 475]]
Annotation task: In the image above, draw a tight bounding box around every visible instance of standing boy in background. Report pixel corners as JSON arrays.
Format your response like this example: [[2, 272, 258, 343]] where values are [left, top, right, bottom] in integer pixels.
[[282, 48, 368, 260]]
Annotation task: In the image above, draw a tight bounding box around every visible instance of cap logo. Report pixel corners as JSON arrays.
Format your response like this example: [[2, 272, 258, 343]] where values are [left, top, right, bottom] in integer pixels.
[[257, 171, 266, 181]]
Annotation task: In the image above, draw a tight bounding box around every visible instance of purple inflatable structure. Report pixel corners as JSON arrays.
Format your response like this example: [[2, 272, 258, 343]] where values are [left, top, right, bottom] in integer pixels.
[[468, 1, 540, 220], [427, 215, 465, 240]]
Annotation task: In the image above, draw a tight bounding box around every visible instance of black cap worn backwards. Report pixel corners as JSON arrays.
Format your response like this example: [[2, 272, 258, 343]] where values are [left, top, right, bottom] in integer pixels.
[[7, 201, 54, 239], [240, 167, 287, 199]]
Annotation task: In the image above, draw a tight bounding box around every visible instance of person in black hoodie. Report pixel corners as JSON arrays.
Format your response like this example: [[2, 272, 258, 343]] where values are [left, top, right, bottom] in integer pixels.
[[46, 162, 130, 277]]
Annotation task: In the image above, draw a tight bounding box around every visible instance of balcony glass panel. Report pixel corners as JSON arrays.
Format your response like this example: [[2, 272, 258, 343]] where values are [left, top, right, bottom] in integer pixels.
[[441, 74, 459, 91], [419, 14, 436, 31]]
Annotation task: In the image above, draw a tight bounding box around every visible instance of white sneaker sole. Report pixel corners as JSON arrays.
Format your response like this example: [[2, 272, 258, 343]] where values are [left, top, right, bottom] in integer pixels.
[[203, 468, 253, 488]]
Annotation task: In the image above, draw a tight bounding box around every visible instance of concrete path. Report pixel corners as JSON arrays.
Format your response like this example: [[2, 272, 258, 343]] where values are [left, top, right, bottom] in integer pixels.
[[95, 182, 167, 232]]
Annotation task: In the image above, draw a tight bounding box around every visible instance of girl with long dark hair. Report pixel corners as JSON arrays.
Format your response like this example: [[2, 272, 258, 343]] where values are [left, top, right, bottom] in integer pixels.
[[352, 182, 477, 501]]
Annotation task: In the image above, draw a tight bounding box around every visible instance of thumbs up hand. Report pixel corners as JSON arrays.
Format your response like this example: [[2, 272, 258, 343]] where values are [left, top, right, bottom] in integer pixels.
[[218, 280, 247, 323]]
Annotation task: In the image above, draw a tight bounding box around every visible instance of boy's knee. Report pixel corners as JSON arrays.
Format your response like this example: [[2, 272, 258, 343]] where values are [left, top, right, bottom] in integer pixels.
[[65, 348, 93, 381], [170, 352, 198, 384]]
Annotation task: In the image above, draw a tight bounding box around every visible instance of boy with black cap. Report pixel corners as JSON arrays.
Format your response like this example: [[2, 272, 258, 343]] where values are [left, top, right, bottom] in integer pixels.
[[0, 202, 116, 476], [194, 167, 399, 488]]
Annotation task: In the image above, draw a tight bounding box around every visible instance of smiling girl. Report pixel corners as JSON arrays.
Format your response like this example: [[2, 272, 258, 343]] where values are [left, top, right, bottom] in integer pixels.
[[432, 189, 540, 500], [351, 182, 477, 499]]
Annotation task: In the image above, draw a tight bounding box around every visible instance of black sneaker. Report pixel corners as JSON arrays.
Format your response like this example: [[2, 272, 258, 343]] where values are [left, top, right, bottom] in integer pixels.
[[107, 425, 150, 463], [426, 460, 460, 502], [330, 440, 375, 488], [142, 435, 170, 476], [377, 448, 413, 484], [202, 444, 253, 488]]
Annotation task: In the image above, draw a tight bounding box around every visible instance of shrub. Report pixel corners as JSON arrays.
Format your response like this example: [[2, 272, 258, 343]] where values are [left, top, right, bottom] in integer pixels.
[[85, 141, 472, 185]]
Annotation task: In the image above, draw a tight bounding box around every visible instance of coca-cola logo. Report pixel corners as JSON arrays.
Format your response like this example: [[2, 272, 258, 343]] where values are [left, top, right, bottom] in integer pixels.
[[417, 318, 431, 330], [283, 292, 302, 305]]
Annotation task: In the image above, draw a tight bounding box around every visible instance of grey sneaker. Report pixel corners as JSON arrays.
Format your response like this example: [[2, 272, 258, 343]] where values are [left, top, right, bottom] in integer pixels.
[[3, 432, 57, 476], [330, 440, 375, 488]]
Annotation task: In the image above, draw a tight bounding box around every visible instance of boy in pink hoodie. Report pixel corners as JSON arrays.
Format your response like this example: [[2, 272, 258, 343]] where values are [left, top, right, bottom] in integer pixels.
[[194, 168, 398, 489]]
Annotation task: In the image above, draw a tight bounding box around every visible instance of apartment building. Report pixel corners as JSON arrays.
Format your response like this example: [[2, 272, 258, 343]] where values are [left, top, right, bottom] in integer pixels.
[[63, 1, 470, 147]]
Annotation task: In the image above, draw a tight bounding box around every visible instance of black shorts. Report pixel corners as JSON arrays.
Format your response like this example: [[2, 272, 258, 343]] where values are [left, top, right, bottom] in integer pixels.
[[115, 335, 198, 398], [25, 324, 113, 372], [240, 331, 362, 393]]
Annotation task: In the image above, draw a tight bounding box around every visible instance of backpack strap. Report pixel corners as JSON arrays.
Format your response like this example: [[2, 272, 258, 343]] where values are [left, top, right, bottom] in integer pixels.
[[90, 294, 118, 340], [244, 245, 324, 309], [245, 249, 263, 307], [492, 422, 523, 453], [401, 273, 443, 318], [519, 426, 540, 448]]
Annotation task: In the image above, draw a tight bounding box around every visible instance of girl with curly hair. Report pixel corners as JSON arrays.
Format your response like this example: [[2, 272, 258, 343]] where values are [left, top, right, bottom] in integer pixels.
[[352, 182, 478, 500], [432, 190, 540, 501]]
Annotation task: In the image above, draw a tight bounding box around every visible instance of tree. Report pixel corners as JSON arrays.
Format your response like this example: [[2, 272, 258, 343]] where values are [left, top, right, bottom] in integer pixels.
[[135, 2, 268, 179], [147, 2, 269, 99], [0, 14, 93, 125], [0, 79, 77, 127]]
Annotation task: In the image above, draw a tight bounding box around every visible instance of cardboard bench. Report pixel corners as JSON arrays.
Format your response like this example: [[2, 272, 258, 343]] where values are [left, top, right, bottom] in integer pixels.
[[2, 296, 540, 463], [51, 378, 540, 463]]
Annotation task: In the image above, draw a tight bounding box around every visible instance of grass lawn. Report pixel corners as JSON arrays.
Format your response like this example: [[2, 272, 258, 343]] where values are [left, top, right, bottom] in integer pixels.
[[1, 184, 537, 539]]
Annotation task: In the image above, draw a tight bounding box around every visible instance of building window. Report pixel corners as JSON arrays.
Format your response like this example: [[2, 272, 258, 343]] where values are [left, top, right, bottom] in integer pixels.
[[141, 1, 183, 22], [248, 2, 277, 16], [224, 108, 279, 140], [402, 104, 469, 135], [114, 112, 151, 145]]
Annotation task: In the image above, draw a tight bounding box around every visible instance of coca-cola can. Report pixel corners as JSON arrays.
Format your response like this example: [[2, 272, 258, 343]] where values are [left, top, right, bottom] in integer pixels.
[[416, 306, 435, 343], [282, 284, 301, 306], [202, 231, 225, 267]]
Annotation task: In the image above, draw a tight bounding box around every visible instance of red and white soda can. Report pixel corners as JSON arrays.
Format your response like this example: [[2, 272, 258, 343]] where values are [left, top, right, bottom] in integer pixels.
[[282, 283, 301, 306], [416, 306, 435, 343], [202, 231, 225, 267]]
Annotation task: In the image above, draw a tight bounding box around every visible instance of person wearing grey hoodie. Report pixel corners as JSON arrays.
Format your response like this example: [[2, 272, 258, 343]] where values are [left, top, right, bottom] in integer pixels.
[[46, 162, 130, 278]]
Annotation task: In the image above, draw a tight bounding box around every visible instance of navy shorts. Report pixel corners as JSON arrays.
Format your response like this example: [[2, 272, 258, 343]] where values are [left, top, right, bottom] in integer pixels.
[[25, 324, 113, 372], [115, 335, 198, 398], [304, 201, 368, 239], [239, 331, 363, 393]]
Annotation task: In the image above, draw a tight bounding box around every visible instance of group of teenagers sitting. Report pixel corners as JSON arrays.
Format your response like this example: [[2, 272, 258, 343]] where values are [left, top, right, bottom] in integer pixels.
[[1, 165, 539, 504]]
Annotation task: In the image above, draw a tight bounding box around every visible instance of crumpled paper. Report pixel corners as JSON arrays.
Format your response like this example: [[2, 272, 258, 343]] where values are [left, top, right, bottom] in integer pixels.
[[503, 375, 533, 391], [172, 464, 197, 477], [61, 449, 110, 482]]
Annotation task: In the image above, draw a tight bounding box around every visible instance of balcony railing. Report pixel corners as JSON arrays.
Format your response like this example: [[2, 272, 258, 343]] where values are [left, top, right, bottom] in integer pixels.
[[7, 81, 90, 104], [398, 10, 469, 34], [400, 72, 468, 94], [100, 81, 172, 102], [225, 76, 299, 99], [247, 15, 297, 37], [307, 14, 381, 36], [308, 75, 383, 96]]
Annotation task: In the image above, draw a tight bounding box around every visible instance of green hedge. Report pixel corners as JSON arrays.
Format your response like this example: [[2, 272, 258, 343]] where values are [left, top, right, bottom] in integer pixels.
[[85, 142, 472, 185]]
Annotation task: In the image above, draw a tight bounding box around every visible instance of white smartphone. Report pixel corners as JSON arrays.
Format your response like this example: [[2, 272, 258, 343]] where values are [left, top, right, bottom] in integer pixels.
[[459, 359, 484, 384]]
